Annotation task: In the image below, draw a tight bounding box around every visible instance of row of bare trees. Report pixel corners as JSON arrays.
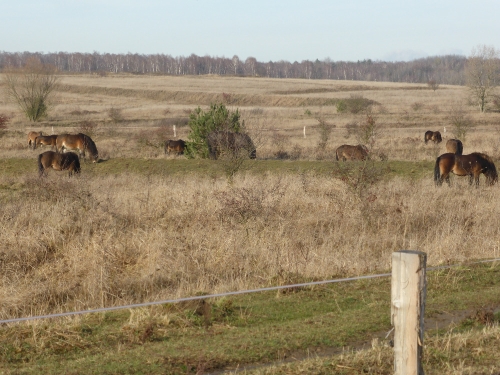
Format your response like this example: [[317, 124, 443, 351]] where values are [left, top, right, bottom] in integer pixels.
[[2, 45, 499, 122], [0, 51, 467, 84]]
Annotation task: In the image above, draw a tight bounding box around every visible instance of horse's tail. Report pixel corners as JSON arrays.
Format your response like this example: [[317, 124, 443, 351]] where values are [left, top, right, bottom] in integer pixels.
[[434, 155, 442, 185], [33, 137, 38, 149], [37, 153, 44, 177]]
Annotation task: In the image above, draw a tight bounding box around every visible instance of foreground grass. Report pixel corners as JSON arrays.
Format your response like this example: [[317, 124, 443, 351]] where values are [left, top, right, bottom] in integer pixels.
[[1, 263, 499, 374]]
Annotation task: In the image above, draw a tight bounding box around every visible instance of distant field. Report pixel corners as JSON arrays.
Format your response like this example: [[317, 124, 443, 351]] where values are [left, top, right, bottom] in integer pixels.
[[1, 74, 500, 374]]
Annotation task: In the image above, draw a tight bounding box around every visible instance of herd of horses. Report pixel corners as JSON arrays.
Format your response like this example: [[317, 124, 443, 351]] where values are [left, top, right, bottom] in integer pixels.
[[332, 130, 497, 187], [27, 128, 498, 187], [422, 130, 497, 187], [27, 131, 98, 177]]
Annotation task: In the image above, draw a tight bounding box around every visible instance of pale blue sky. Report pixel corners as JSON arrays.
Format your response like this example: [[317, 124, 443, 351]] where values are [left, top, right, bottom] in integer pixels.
[[2, 0, 499, 62]]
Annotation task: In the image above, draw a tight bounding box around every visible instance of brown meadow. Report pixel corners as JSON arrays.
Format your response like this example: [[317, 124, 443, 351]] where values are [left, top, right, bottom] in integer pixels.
[[1, 73, 500, 317]]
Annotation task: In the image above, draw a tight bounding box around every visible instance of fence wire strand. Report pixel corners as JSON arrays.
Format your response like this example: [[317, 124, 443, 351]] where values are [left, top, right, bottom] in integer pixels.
[[1, 257, 499, 325]]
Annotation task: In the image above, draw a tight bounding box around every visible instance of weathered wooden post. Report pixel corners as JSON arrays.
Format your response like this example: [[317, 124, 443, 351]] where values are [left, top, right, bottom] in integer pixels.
[[173, 125, 177, 138], [391, 250, 427, 375], [303, 126, 306, 138]]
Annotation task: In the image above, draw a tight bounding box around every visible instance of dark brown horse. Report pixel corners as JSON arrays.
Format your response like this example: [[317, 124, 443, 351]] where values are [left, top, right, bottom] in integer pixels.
[[434, 152, 498, 187], [38, 151, 81, 177], [27, 131, 43, 149], [424, 130, 442, 144], [34, 135, 58, 150], [445, 139, 463, 155], [207, 131, 256, 160], [56, 133, 99, 163], [335, 144, 369, 161], [164, 139, 186, 155]]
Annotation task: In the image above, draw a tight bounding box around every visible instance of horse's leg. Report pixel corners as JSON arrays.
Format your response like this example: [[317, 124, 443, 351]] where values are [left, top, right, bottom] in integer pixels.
[[475, 172, 480, 187]]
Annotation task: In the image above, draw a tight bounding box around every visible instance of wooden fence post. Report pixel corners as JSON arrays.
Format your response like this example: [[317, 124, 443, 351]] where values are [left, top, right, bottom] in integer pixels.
[[391, 250, 427, 375]]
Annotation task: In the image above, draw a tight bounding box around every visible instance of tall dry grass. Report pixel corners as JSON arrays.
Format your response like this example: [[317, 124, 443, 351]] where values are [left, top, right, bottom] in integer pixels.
[[2, 74, 500, 319], [1, 170, 499, 319]]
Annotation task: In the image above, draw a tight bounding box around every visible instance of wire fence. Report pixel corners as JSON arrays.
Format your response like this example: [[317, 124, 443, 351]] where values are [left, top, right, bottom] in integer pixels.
[[1, 257, 499, 325]]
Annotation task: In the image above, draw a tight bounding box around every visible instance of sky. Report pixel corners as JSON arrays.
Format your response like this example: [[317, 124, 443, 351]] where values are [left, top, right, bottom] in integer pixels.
[[2, 0, 499, 63]]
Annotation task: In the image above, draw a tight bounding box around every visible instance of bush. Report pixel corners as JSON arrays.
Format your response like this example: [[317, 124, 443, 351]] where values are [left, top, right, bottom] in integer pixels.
[[411, 102, 424, 111], [0, 114, 9, 130], [449, 104, 474, 141], [316, 117, 334, 150], [185, 103, 244, 159], [3, 58, 59, 122], [336, 95, 375, 114], [336, 100, 347, 113], [344, 114, 381, 149], [76, 120, 98, 138], [108, 107, 124, 123]]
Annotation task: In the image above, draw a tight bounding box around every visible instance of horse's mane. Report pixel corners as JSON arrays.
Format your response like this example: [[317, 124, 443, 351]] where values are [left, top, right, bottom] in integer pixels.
[[79, 133, 98, 156], [470, 152, 498, 180], [470, 152, 494, 163]]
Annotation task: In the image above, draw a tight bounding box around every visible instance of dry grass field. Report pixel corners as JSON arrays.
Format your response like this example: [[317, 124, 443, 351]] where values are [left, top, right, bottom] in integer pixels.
[[1, 74, 500, 373]]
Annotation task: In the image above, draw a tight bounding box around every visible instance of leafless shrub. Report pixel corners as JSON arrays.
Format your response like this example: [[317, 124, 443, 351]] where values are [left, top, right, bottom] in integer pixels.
[[449, 103, 475, 141], [332, 160, 386, 198], [344, 114, 381, 149], [0, 114, 9, 130], [221, 92, 234, 105], [411, 102, 424, 111], [271, 132, 290, 159], [76, 120, 99, 138], [427, 79, 440, 92], [492, 95, 500, 112], [316, 117, 335, 151], [108, 107, 124, 123], [336, 94, 375, 114], [248, 107, 264, 116], [289, 144, 303, 160], [347, 94, 374, 114]]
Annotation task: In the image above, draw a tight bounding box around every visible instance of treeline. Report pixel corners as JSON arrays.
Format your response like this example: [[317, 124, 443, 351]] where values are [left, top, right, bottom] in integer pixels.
[[0, 51, 467, 85]]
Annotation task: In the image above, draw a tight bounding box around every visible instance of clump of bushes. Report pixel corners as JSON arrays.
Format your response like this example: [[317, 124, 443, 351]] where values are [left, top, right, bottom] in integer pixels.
[[336, 94, 376, 114]]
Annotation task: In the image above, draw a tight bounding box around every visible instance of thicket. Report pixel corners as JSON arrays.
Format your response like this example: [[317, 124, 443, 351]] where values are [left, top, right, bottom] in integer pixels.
[[185, 103, 244, 159]]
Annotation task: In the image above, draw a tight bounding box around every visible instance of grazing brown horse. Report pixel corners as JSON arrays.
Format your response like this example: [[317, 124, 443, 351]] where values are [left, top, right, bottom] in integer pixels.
[[164, 139, 186, 155], [34, 135, 58, 150], [56, 133, 99, 163], [207, 131, 256, 160], [434, 152, 498, 187], [445, 139, 463, 155], [335, 144, 369, 161], [38, 151, 81, 177], [27, 131, 43, 149], [424, 130, 442, 144]]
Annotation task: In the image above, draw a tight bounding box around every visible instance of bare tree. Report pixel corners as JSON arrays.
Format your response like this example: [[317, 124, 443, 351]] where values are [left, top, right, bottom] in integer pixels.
[[427, 79, 439, 92], [465, 45, 500, 113], [3, 57, 59, 122], [449, 102, 475, 141]]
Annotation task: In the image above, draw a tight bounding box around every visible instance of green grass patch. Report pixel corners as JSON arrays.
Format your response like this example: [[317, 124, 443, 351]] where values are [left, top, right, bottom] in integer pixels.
[[1, 262, 499, 374], [0, 157, 434, 180]]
